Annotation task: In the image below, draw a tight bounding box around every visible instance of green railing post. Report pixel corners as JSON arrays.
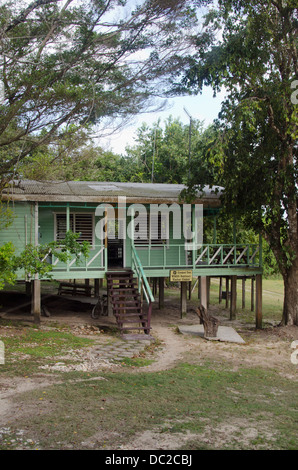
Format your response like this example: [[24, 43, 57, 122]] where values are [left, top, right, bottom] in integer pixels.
[[131, 246, 154, 304], [259, 234, 263, 267]]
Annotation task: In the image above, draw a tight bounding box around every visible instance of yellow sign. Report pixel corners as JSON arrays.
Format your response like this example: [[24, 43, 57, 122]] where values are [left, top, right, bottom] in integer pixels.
[[170, 270, 193, 282]]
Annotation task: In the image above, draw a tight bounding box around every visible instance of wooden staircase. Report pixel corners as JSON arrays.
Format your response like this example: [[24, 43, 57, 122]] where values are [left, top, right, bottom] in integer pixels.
[[106, 270, 151, 336]]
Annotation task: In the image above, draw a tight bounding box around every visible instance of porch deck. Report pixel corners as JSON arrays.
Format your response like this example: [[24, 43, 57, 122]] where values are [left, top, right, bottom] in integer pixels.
[[48, 242, 263, 280]]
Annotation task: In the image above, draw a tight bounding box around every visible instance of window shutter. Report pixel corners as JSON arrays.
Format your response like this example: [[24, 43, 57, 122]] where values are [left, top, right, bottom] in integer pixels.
[[75, 214, 93, 244], [56, 214, 74, 241], [134, 212, 148, 245], [55, 213, 93, 244]]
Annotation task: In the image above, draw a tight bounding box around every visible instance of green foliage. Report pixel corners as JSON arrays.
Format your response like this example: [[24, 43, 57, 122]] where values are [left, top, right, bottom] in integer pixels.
[[0, 200, 14, 230], [0, 231, 90, 289], [0, 242, 17, 289], [0, 0, 201, 188], [23, 116, 213, 185], [179, 0, 297, 323], [124, 116, 207, 183]]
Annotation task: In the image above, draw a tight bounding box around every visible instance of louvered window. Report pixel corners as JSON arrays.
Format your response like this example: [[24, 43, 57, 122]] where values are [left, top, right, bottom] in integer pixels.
[[134, 212, 167, 246], [55, 213, 94, 245]]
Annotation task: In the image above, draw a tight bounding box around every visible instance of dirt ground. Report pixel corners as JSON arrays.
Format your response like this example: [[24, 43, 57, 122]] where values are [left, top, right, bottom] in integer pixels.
[[0, 289, 297, 450]]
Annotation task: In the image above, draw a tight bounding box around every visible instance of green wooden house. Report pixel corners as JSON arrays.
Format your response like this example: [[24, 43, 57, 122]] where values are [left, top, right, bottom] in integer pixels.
[[1, 180, 263, 333]]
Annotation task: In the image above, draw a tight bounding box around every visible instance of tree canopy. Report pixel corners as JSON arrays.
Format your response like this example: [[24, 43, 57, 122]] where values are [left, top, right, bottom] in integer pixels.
[[177, 0, 297, 324], [0, 0, 204, 190]]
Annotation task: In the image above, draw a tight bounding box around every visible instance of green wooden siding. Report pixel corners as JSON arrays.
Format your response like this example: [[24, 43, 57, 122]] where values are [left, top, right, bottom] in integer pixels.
[[0, 202, 34, 254], [0, 202, 263, 281], [0, 202, 35, 279], [39, 204, 105, 278]]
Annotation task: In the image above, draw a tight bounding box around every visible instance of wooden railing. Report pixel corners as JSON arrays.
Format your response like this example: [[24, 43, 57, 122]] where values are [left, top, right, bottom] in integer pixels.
[[131, 245, 154, 331], [51, 245, 107, 272], [131, 245, 155, 304], [134, 243, 262, 270], [195, 244, 261, 267]]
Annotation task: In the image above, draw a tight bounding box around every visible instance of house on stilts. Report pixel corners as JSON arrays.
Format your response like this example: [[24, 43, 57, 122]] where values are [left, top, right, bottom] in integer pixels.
[[0, 180, 263, 334]]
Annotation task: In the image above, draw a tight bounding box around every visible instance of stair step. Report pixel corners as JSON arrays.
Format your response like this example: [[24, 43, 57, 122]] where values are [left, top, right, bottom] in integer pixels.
[[110, 292, 139, 296], [115, 317, 144, 322], [110, 290, 139, 295], [113, 306, 142, 310], [114, 308, 142, 313], [108, 284, 135, 289], [117, 319, 148, 324], [114, 313, 142, 317], [107, 273, 134, 280], [107, 280, 134, 284], [110, 289, 139, 294], [106, 271, 151, 336], [120, 326, 151, 331]]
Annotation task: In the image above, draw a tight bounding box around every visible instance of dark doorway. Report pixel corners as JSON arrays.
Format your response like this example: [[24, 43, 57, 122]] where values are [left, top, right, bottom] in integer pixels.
[[107, 239, 124, 268], [107, 218, 124, 268]]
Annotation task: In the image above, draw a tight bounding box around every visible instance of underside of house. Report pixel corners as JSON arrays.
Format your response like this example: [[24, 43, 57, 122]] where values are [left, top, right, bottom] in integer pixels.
[[0, 180, 263, 334]]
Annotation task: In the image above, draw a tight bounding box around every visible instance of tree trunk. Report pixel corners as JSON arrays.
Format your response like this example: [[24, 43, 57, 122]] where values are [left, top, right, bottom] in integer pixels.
[[282, 255, 298, 326]]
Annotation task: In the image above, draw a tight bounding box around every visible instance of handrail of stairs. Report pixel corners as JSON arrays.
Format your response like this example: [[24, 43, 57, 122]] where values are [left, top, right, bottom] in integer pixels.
[[131, 245, 155, 306]]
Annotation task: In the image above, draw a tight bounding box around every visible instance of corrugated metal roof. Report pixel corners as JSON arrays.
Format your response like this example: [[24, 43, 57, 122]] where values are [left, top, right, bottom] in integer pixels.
[[3, 180, 223, 205]]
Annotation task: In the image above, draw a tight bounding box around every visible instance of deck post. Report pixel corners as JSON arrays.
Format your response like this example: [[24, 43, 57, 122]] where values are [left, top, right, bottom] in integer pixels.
[[153, 278, 157, 296], [242, 278, 246, 309], [219, 277, 223, 304], [251, 277, 255, 311], [94, 279, 100, 297], [180, 281, 188, 317], [256, 274, 262, 329], [199, 276, 208, 311], [188, 281, 192, 300], [230, 275, 237, 320], [31, 279, 41, 324], [159, 277, 164, 309], [107, 282, 113, 317], [207, 276, 210, 307], [31, 201, 41, 323], [25, 281, 32, 296], [225, 276, 229, 308]]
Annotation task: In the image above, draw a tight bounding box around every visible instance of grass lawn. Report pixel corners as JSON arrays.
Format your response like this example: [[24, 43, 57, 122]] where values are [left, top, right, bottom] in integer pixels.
[[1, 362, 296, 451], [0, 278, 297, 451], [208, 277, 284, 324]]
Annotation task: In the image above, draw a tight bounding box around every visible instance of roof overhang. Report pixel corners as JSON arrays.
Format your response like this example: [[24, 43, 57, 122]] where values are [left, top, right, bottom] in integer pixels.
[[2, 180, 223, 208]]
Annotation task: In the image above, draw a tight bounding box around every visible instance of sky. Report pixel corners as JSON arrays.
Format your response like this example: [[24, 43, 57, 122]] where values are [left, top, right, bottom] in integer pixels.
[[94, 0, 224, 155], [99, 86, 226, 154]]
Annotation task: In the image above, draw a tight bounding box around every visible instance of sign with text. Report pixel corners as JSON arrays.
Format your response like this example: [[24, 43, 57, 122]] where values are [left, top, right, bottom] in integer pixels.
[[170, 270, 193, 282]]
